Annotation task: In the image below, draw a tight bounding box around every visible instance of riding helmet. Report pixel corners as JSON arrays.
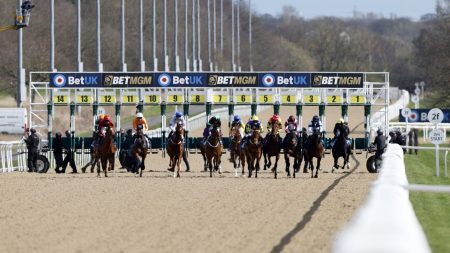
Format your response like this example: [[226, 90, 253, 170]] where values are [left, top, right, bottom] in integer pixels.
[[339, 118, 345, 124], [234, 115, 241, 121], [175, 111, 183, 118], [288, 115, 296, 122], [377, 129, 383, 135], [313, 115, 319, 122], [30, 128, 36, 133], [136, 112, 144, 118], [252, 115, 259, 121], [271, 115, 280, 121], [104, 115, 111, 121]]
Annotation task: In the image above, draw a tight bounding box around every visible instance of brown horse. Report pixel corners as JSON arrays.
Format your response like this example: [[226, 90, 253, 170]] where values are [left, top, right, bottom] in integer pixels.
[[230, 125, 244, 177], [283, 131, 300, 178], [166, 123, 184, 178], [204, 126, 223, 177], [245, 130, 263, 178], [263, 124, 282, 179], [305, 131, 325, 178], [95, 127, 117, 177], [132, 128, 148, 177]]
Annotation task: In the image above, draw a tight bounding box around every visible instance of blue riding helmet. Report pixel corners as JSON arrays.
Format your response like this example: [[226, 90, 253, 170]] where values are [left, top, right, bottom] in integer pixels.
[[175, 111, 183, 118], [234, 115, 241, 122]]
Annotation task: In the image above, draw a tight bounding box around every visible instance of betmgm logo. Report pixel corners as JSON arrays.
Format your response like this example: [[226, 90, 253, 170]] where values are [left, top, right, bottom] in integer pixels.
[[313, 75, 362, 86], [209, 75, 257, 85], [104, 74, 153, 86]]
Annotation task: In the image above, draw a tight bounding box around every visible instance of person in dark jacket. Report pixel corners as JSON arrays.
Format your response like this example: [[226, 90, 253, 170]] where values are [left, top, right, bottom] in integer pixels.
[[53, 132, 64, 173], [372, 129, 387, 161], [23, 128, 40, 172], [61, 130, 77, 173]]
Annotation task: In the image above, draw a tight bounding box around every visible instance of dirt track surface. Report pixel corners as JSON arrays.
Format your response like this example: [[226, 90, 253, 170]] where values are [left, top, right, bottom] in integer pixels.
[[0, 106, 376, 253]]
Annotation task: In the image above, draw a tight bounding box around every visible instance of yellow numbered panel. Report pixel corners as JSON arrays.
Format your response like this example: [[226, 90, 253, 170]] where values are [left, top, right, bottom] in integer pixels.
[[281, 95, 296, 104], [168, 94, 183, 103], [76, 95, 92, 104], [327, 95, 342, 104], [258, 95, 273, 104], [213, 95, 228, 104], [350, 95, 365, 104], [235, 95, 251, 104], [190, 94, 205, 103], [121, 95, 138, 104], [100, 95, 116, 104], [145, 94, 161, 104], [53, 95, 69, 104], [303, 95, 319, 104]]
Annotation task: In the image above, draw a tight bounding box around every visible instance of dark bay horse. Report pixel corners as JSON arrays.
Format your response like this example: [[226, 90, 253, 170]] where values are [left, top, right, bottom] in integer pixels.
[[95, 127, 116, 177], [166, 123, 184, 178], [331, 124, 351, 173], [245, 130, 263, 178], [230, 125, 244, 177], [305, 131, 325, 178], [132, 128, 148, 177], [283, 131, 300, 178], [204, 126, 223, 177], [263, 124, 282, 179]]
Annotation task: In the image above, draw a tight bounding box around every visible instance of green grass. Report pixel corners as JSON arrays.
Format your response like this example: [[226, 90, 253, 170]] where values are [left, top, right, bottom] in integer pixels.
[[404, 145, 450, 253]]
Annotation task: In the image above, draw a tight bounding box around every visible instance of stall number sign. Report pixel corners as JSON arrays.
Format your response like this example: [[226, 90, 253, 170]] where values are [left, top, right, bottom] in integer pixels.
[[122, 95, 138, 104], [281, 95, 296, 104], [100, 95, 116, 104], [213, 95, 228, 103], [429, 129, 444, 145], [53, 95, 68, 104], [190, 94, 205, 103], [145, 95, 160, 104], [327, 95, 342, 104], [303, 95, 319, 104], [350, 95, 365, 104], [168, 94, 183, 103], [258, 95, 273, 104], [235, 95, 251, 103], [76, 95, 92, 104]]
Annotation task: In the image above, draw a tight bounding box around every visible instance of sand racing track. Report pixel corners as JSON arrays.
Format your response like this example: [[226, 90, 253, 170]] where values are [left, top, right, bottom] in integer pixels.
[[0, 106, 377, 253]]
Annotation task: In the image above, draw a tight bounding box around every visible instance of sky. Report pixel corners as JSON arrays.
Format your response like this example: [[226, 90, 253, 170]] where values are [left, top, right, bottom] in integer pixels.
[[252, 0, 436, 20]]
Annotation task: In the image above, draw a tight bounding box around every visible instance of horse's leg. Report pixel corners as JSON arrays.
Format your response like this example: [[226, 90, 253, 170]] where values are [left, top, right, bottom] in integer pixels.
[[140, 154, 146, 177], [218, 154, 222, 175], [96, 157, 101, 177], [172, 156, 177, 178], [177, 153, 182, 178], [274, 154, 279, 179], [208, 156, 213, 178], [303, 152, 308, 173], [247, 154, 252, 178], [263, 149, 268, 170], [310, 158, 315, 178], [284, 153, 291, 177], [102, 158, 108, 177], [332, 155, 337, 173], [315, 157, 321, 178]]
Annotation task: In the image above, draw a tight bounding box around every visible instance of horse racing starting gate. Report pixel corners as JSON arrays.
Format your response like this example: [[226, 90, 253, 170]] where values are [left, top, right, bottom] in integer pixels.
[[29, 71, 390, 155]]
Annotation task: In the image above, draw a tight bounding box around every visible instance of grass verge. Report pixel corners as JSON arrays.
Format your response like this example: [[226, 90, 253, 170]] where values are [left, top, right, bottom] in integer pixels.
[[404, 145, 450, 253]]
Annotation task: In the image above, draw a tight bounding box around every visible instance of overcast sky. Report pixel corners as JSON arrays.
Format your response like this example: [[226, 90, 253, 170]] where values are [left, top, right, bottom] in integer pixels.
[[252, 0, 436, 20]]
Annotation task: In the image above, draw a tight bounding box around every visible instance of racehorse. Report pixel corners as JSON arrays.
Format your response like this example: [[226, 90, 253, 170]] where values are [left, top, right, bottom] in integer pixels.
[[305, 131, 325, 178], [95, 127, 116, 177], [166, 123, 184, 178], [263, 123, 282, 179], [283, 130, 300, 178], [204, 126, 223, 177], [245, 130, 263, 178], [331, 124, 351, 173], [230, 125, 244, 177], [131, 126, 148, 177]]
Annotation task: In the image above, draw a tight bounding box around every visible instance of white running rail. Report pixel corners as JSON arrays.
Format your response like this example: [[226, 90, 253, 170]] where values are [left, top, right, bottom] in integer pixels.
[[333, 144, 431, 253], [0, 141, 28, 172]]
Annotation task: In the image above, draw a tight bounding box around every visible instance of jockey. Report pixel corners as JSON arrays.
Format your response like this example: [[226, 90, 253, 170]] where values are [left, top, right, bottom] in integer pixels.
[[203, 115, 223, 143], [372, 128, 387, 161], [307, 115, 323, 135], [265, 114, 282, 146], [168, 111, 186, 140], [230, 115, 245, 137], [98, 115, 114, 135], [331, 118, 350, 147], [284, 115, 299, 135], [242, 115, 264, 147], [132, 112, 150, 145]]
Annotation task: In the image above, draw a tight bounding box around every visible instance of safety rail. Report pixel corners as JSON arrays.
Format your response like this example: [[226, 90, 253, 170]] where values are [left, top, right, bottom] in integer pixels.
[[0, 141, 28, 172], [333, 144, 431, 253]]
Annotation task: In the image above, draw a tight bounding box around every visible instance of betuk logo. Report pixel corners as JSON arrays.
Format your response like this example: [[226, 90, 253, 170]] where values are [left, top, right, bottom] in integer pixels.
[[158, 74, 171, 86], [262, 74, 275, 87], [53, 74, 67, 87]]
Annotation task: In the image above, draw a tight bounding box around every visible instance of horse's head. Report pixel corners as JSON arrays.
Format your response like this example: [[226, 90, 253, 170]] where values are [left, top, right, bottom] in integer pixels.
[[271, 123, 278, 135], [175, 123, 184, 135], [211, 126, 220, 138], [250, 129, 261, 144]]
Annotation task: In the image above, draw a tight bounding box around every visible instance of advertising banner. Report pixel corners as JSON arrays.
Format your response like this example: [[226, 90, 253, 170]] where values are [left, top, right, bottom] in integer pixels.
[[311, 73, 364, 88], [50, 73, 102, 88], [399, 109, 450, 123]]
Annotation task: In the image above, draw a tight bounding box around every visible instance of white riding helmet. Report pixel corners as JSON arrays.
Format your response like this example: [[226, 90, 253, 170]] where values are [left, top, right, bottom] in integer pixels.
[[137, 112, 143, 118]]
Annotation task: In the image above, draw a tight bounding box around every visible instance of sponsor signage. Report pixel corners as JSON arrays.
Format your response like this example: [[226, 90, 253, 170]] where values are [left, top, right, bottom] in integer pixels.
[[103, 73, 153, 87], [311, 73, 363, 88], [49, 72, 364, 88], [399, 109, 450, 123], [50, 73, 102, 88], [155, 73, 207, 87]]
